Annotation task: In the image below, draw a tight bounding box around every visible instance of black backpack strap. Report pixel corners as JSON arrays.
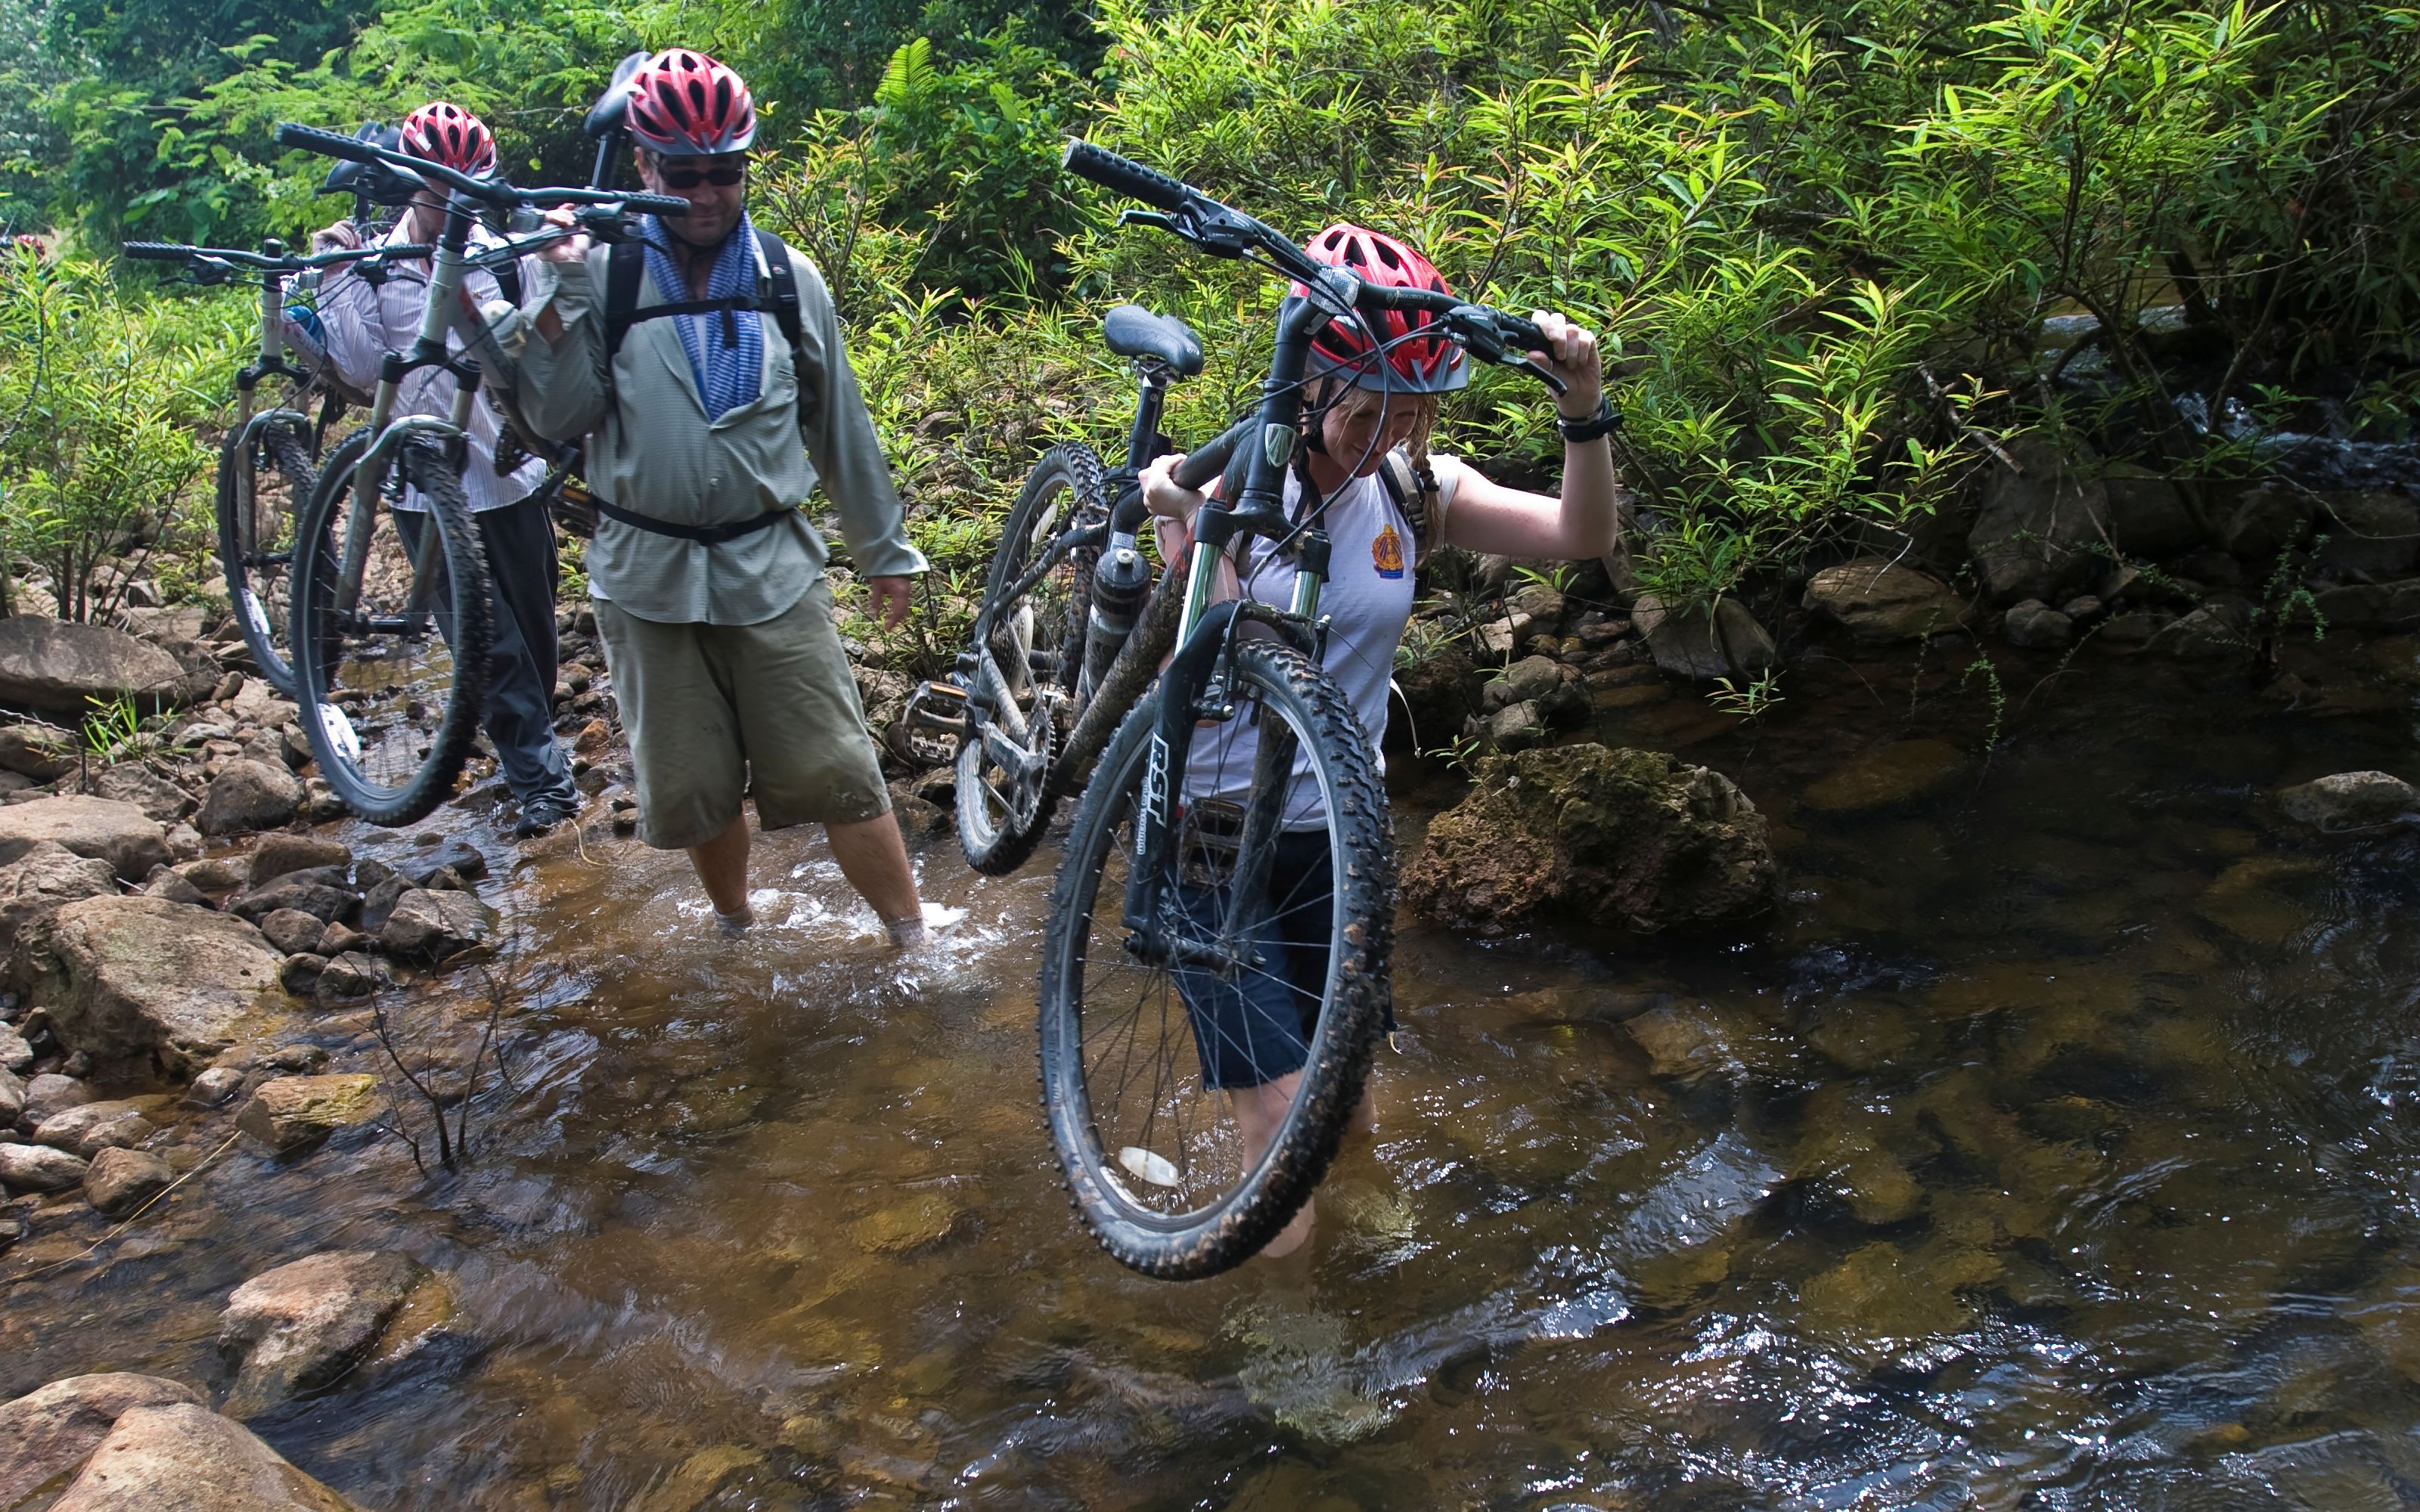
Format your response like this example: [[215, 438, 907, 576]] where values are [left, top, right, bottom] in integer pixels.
[[1376, 445, 1439, 567], [754, 228, 819, 429], [490, 258, 523, 309], [603, 241, 645, 361]]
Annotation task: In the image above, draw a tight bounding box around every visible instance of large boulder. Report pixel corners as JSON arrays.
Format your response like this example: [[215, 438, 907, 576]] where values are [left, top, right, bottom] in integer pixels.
[[2102, 466, 2205, 558], [1967, 439, 2111, 604], [1403, 744, 1776, 934], [195, 760, 302, 838], [1631, 594, 1776, 681], [218, 1250, 428, 1418], [45, 1402, 366, 1511], [0, 796, 170, 881], [1801, 558, 1974, 641], [0, 840, 118, 954], [2315, 492, 2420, 579], [0, 617, 187, 716], [17, 896, 285, 1077], [0, 1373, 205, 1504], [379, 888, 496, 960], [234, 1074, 382, 1154]]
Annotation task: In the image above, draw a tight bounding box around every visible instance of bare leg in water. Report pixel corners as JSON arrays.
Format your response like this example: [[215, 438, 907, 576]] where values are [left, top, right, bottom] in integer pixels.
[[686, 810, 925, 943]]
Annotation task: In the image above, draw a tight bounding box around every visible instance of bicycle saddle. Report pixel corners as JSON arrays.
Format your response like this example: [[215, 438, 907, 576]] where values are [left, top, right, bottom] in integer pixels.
[[585, 51, 650, 138], [1101, 305, 1203, 376]]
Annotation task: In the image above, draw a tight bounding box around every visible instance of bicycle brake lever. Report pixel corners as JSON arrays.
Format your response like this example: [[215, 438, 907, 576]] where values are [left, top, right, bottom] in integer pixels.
[[1497, 351, 1569, 398], [1118, 209, 1180, 234]]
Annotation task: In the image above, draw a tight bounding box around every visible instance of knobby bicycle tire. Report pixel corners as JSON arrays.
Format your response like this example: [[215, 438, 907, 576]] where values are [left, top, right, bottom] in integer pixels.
[[216, 416, 318, 697], [291, 431, 494, 826], [1037, 637, 1395, 1278], [957, 443, 1106, 875]]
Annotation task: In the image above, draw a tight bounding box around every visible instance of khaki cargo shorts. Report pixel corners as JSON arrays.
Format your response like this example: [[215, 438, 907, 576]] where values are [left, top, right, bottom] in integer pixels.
[[594, 580, 891, 849]]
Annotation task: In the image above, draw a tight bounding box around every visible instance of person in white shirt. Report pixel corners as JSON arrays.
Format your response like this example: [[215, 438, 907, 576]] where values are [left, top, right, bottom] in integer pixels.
[[1139, 224, 1623, 1258], [309, 101, 582, 838]]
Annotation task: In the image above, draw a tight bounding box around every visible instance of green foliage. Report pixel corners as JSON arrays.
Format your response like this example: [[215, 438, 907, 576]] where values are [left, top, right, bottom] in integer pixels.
[[0, 245, 234, 620]]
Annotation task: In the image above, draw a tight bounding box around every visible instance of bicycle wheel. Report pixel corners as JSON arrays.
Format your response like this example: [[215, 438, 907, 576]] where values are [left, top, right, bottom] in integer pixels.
[[216, 414, 318, 697], [956, 443, 1106, 875], [291, 429, 494, 826], [1038, 637, 1395, 1278]]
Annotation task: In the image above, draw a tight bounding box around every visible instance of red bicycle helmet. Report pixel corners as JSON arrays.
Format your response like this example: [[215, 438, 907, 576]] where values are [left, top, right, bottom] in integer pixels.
[[1292, 225, 1468, 394], [399, 101, 498, 178], [624, 49, 757, 156]]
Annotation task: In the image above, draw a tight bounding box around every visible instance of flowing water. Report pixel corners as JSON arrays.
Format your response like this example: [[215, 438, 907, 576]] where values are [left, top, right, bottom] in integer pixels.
[[11, 637, 2420, 1509]]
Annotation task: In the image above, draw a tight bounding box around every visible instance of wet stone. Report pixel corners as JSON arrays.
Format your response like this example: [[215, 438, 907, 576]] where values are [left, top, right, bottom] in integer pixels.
[[2277, 770, 2419, 832], [23, 1073, 93, 1122], [278, 954, 327, 996], [0, 1141, 90, 1191], [230, 880, 355, 927], [315, 953, 389, 1000], [0, 1373, 206, 1506], [247, 834, 351, 889], [257, 908, 326, 956], [218, 1249, 428, 1418], [234, 1074, 381, 1154], [2003, 600, 2074, 649], [33, 1101, 154, 1158], [184, 1067, 244, 1108], [83, 1146, 172, 1218]]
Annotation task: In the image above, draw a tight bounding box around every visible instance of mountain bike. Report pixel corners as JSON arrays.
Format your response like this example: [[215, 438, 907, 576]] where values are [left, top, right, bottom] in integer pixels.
[[118, 234, 429, 696], [271, 121, 684, 825], [996, 141, 1569, 1278]]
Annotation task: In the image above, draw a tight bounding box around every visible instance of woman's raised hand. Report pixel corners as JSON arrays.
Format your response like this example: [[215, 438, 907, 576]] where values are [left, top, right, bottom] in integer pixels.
[[1528, 310, 1604, 420]]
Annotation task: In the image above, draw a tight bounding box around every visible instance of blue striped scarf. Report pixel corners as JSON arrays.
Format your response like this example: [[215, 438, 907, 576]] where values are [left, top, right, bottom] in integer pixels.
[[641, 212, 764, 421]]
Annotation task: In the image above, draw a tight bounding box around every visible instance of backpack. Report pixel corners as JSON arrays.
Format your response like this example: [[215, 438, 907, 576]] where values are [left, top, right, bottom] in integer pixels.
[[600, 228, 819, 428]]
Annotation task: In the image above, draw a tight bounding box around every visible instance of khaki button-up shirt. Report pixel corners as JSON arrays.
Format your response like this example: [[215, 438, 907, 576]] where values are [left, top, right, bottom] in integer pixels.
[[514, 236, 926, 626]]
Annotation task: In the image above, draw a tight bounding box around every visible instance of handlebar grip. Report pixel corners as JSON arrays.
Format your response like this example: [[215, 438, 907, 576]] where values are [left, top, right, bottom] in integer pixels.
[[277, 121, 381, 163], [1061, 140, 1192, 214], [620, 192, 690, 217], [121, 242, 192, 262], [1493, 311, 1548, 351], [1172, 415, 1255, 491]]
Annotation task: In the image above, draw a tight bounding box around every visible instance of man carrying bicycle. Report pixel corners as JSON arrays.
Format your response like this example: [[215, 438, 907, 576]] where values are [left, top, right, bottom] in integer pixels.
[[310, 101, 584, 838], [1137, 225, 1621, 1258], [516, 49, 932, 946]]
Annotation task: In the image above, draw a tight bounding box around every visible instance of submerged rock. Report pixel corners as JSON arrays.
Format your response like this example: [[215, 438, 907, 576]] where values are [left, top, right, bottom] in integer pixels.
[[1802, 558, 1973, 641], [0, 1141, 91, 1191], [17, 896, 284, 1077], [2278, 770, 2419, 831], [0, 1374, 205, 1505], [1403, 743, 1776, 934], [218, 1250, 429, 1418], [378, 888, 496, 959], [1801, 739, 1965, 814]]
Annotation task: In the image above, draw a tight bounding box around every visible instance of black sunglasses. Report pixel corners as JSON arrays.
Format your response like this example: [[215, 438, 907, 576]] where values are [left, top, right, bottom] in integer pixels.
[[657, 162, 746, 189]]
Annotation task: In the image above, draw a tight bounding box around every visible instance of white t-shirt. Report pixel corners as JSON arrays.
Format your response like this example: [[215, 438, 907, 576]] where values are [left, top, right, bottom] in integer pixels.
[[1181, 460, 1462, 827]]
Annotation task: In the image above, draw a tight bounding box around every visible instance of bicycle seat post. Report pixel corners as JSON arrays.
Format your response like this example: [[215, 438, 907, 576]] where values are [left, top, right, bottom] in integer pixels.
[[1122, 355, 1172, 474]]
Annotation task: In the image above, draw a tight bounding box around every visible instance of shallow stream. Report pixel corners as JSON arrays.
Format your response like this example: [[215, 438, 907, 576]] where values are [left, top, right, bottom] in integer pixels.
[[11, 636, 2420, 1509]]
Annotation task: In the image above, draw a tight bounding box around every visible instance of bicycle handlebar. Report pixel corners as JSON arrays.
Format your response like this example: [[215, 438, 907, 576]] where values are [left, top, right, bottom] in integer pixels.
[[120, 238, 436, 280], [1062, 140, 1194, 215], [1066, 138, 1565, 392], [275, 121, 690, 217]]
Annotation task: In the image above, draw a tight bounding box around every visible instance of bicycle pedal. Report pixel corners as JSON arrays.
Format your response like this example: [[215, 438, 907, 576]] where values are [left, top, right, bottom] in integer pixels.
[[903, 680, 971, 740]]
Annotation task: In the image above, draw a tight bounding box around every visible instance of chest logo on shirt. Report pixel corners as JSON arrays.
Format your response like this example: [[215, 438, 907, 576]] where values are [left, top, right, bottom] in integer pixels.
[[1371, 522, 1406, 579]]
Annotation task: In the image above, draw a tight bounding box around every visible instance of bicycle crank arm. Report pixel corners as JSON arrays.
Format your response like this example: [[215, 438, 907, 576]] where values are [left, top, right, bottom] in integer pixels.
[[980, 722, 1047, 784]]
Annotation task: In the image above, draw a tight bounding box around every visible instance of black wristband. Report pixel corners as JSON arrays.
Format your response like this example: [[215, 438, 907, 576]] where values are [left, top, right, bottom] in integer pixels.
[[1557, 396, 1620, 443]]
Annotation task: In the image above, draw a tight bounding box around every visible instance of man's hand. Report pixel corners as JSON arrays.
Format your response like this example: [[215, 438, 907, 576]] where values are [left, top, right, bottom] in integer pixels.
[[533, 206, 591, 265], [870, 575, 914, 631]]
